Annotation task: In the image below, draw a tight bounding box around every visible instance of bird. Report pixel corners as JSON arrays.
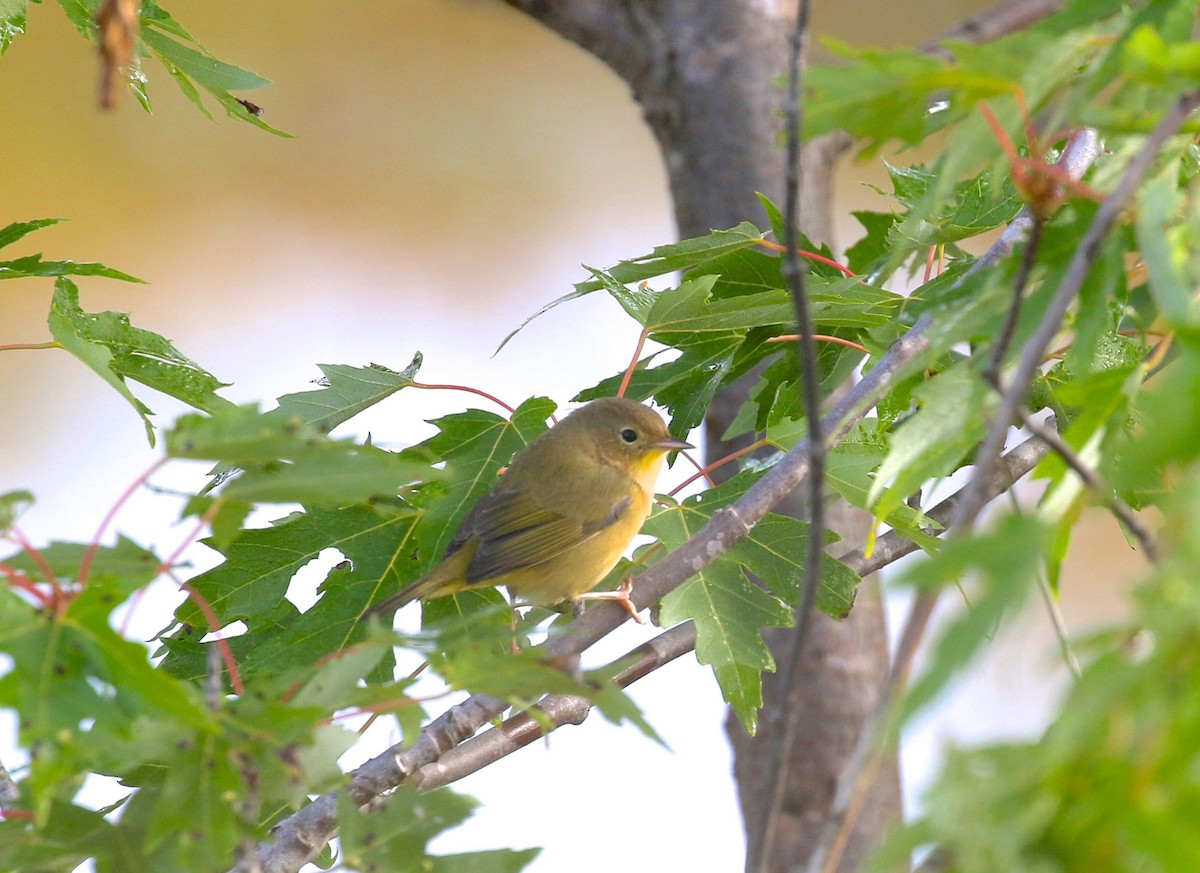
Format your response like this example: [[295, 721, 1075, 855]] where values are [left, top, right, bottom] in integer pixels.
[[365, 396, 692, 621]]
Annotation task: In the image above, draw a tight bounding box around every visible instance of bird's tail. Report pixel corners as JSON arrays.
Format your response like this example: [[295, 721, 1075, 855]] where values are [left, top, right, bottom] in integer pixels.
[[362, 572, 448, 620]]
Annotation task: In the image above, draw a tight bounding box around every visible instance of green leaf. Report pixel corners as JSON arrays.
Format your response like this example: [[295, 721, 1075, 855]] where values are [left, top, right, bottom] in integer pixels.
[[1, 535, 161, 600], [423, 614, 663, 741], [645, 475, 860, 732], [158, 501, 419, 685], [141, 23, 267, 91], [0, 489, 33, 529], [844, 210, 900, 276], [273, 356, 423, 432], [644, 276, 792, 332], [404, 397, 555, 570], [166, 393, 434, 508], [900, 513, 1048, 719], [0, 0, 27, 55], [222, 449, 431, 506], [806, 42, 950, 151], [882, 161, 1023, 253], [139, 14, 289, 136], [339, 785, 539, 873], [497, 223, 766, 350], [0, 802, 131, 872], [1136, 171, 1200, 339], [1123, 23, 1200, 85], [0, 252, 143, 282], [52, 0, 94, 37], [824, 425, 942, 542], [578, 271, 896, 440], [48, 278, 233, 444], [868, 367, 992, 522], [0, 218, 63, 250], [1116, 350, 1200, 503], [169, 404, 435, 505]]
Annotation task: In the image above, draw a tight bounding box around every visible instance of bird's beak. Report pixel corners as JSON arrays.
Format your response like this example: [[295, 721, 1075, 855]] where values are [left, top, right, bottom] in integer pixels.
[[655, 436, 694, 451]]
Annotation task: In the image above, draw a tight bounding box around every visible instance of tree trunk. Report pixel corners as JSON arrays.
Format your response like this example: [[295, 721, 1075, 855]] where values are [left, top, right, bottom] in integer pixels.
[[503, 2, 901, 870]]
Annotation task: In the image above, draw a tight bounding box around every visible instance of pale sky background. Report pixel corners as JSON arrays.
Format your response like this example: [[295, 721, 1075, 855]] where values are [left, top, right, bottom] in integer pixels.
[[0, 2, 1150, 871]]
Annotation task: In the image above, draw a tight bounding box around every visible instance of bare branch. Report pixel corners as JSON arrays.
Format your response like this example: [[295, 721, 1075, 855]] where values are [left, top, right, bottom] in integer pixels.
[[982, 214, 1045, 386], [252, 693, 509, 873], [413, 624, 697, 790], [753, 0, 827, 867], [923, 0, 1064, 56]]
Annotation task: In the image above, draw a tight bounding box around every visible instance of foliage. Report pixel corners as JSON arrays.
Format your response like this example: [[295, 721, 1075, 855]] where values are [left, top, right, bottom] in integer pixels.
[[2, 0, 1200, 870], [1, 0, 281, 133]]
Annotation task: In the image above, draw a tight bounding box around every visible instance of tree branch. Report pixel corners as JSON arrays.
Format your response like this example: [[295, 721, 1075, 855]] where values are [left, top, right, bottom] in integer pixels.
[[412, 623, 697, 790], [251, 692, 509, 873], [923, 0, 1064, 56]]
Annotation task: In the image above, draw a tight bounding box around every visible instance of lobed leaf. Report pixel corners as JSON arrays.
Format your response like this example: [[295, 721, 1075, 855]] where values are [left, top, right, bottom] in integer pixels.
[[645, 474, 860, 732], [273, 355, 423, 432], [49, 278, 232, 444]]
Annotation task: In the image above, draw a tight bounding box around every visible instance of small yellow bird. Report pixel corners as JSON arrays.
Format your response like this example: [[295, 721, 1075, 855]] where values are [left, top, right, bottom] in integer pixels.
[[366, 396, 692, 620]]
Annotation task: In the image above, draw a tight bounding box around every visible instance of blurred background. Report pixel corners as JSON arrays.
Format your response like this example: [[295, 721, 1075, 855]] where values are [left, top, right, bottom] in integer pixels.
[[0, 1, 1149, 870]]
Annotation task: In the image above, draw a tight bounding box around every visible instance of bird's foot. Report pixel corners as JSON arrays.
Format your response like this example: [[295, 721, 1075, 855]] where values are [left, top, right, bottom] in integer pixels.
[[574, 577, 648, 624]]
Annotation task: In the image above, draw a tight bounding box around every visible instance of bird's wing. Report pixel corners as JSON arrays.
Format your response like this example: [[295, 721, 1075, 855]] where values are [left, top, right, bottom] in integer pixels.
[[461, 486, 632, 585]]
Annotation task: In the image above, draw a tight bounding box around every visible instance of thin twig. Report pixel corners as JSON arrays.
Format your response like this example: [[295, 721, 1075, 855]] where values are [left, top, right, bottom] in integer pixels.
[[982, 215, 1044, 386], [669, 439, 769, 496], [0, 341, 60, 352], [1036, 573, 1082, 680], [252, 692, 510, 873], [79, 455, 171, 587], [618, 327, 650, 398], [754, 0, 822, 868], [922, 0, 1064, 57], [409, 381, 517, 415], [1013, 407, 1158, 563]]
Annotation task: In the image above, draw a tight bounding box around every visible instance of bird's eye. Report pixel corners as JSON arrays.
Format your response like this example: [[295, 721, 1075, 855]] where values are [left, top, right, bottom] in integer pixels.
[[619, 427, 638, 444]]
